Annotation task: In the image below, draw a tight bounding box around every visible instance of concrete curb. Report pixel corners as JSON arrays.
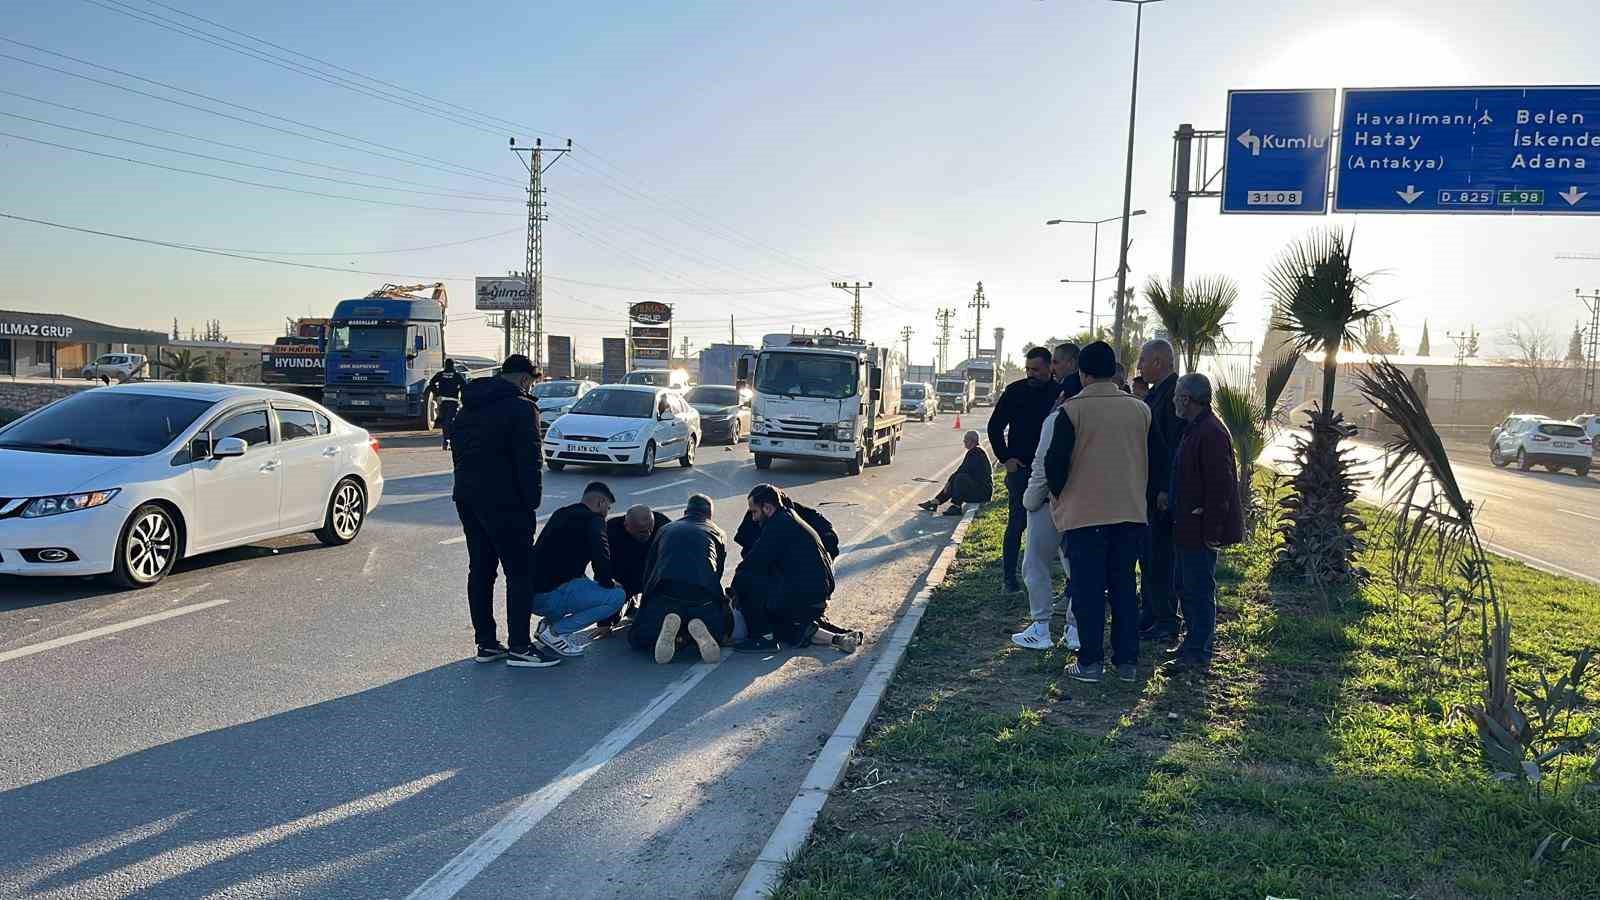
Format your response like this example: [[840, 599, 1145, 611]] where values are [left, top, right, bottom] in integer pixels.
[[732, 505, 979, 899]]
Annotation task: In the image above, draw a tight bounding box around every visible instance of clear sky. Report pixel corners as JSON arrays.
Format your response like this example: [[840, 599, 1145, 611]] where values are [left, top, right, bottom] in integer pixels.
[[5, 0, 1600, 365]]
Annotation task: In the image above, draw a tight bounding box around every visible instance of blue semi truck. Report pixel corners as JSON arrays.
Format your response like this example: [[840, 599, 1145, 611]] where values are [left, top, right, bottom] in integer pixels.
[[321, 283, 454, 429]]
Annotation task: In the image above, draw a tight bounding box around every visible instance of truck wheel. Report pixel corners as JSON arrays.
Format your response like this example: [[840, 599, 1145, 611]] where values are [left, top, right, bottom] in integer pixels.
[[846, 450, 864, 476], [754, 453, 772, 470], [422, 390, 439, 431]]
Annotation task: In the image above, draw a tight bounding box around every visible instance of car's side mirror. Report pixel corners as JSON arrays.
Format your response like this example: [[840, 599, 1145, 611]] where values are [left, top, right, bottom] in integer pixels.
[[212, 436, 248, 458], [190, 432, 214, 460]]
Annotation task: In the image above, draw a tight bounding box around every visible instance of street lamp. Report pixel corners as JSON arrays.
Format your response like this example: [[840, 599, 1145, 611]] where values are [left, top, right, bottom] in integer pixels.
[[1047, 209, 1145, 335], [1109, 0, 1164, 349]]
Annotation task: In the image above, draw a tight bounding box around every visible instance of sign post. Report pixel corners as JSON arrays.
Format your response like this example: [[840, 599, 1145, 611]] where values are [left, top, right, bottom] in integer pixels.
[[1335, 86, 1600, 214], [1222, 89, 1336, 215]]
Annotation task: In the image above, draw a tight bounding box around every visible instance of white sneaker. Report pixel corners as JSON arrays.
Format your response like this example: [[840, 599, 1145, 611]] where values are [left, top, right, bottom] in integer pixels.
[[536, 622, 584, 657], [1010, 623, 1053, 651], [1060, 623, 1082, 652]]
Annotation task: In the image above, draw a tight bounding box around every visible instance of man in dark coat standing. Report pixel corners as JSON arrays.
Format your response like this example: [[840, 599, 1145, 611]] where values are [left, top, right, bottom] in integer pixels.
[[986, 345, 1058, 592], [1137, 338, 1185, 642], [426, 358, 468, 449], [449, 354, 558, 668], [1166, 374, 1244, 672]]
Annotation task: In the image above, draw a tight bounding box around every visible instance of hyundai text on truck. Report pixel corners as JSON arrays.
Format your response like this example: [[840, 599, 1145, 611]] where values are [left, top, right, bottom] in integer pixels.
[[739, 331, 905, 476], [261, 317, 330, 387], [935, 373, 975, 413], [321, 283, 453, 429]]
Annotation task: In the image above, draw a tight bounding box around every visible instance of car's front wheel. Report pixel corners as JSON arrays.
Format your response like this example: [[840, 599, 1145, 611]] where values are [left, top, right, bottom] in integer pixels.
[[1517, 448, 1532, 471], [315, 478, 367, 546], [637, 442, 657, 476], [680, 435, 696, 467], [109, 503, 179, 589], [1490, 445, 1506, 467]]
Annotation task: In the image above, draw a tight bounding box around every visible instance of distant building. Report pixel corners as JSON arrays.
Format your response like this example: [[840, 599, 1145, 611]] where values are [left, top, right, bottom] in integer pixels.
[[1283, 350, 1589, 426]]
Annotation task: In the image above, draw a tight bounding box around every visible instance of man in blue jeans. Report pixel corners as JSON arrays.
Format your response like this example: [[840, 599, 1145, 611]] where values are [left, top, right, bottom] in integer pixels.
[[1042, 341, 1151, 683], [531, 481, 627, 657], [1165, 373, 1244, 673]]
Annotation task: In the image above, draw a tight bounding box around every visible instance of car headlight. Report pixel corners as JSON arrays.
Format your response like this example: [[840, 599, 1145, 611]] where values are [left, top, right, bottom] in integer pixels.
[[22, 488, 121, 518], [546, 425, 563, 441], [611, 428, 639, 443]]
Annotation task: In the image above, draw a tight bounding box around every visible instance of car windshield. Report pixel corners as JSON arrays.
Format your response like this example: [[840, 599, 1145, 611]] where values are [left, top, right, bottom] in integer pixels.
[[686, 386, 739, 406], [330, 324, 403, 352], [625, 371, 669, 386], [570, 389, 654, 418], [1538, 423, 1584, 437], [532, 382, 579, 399], [901, 384, 926, 399], [937, 381, 964, 392], [0, 392, 215, 456], [756, 352, 857, 400]]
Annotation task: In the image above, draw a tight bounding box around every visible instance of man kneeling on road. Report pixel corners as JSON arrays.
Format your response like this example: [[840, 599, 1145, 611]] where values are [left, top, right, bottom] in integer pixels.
[[731, 484, 860, 653], [733, 486, 840, 561], [918, 429, 992, 515], [596, 504, 671, 638], [530, 481, 627, 657], [629, 494, 729, 664]]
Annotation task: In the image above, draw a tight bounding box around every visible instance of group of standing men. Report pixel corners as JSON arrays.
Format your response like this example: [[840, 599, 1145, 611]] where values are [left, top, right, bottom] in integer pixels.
[[987, 338, 1244, 683], [444, 354, 862, 669]]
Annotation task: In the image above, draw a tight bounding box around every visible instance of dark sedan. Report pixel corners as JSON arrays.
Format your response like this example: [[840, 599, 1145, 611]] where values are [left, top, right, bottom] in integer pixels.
[[685, 384, 751, 444]]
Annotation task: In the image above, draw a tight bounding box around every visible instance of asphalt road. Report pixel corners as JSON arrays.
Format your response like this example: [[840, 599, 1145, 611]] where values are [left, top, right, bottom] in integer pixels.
[[1265, 433, 1600, 584], [0, 413, 987, 899]]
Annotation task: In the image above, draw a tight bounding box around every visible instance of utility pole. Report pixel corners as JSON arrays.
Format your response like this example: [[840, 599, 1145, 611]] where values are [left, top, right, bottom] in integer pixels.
[[1446, 330, 1472, 424], [1579, 288, 1600, 408], [899, 325, 915, 364], [961, 328, 977, 361], [679, 335, 692, 367], [831, 281, 873, 339], [934, 307, 956, 373], [1170, 122, 1194, 302], [511, 137, 572, 366], [730, 315, 736, 347], [968, 282, 989, 354]]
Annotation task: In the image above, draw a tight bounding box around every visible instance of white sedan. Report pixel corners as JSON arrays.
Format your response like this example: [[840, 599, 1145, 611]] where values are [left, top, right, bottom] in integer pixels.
[[543, 384, 700, 476], [0, 383, 383, 588]]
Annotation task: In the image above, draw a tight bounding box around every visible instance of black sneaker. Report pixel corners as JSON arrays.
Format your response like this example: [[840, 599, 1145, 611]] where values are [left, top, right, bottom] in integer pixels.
[[917, 499, 939, 512], [1066, 661, 1103, 683], [733, 636, 780, 654], [942, 503, 964, 516], [1003, 576, 1021, 594], [1115, 664, 1138, 683], [475, 642, 509, 663], [506, 643, 562, 668]]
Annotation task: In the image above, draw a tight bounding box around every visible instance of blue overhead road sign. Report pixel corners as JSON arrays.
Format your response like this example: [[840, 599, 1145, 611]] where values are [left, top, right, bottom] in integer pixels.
[[1222, 89, 1336, 215], [1335, 86, 1600, 214]]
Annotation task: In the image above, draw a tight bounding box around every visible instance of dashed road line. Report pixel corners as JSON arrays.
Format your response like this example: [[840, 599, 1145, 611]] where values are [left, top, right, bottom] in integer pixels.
[[0, 598, 232, 665]]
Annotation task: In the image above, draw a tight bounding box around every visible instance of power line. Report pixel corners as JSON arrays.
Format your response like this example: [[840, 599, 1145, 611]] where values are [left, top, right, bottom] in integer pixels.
[[0, 130, 521, 216], [0, 109, 523, 203]]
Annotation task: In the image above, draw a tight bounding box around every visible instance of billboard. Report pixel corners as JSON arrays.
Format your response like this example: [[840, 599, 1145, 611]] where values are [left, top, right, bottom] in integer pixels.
[[474, 277, 531, 311], [546, 335, 573, 379], [602, 337, 627, 383], [628, 301, 672, 324]]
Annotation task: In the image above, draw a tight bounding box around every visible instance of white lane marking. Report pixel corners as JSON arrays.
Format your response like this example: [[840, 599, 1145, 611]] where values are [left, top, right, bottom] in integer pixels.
[[0, 598, 232, 665], [388, 468, 454, 481], [689, 465, 735, 489], [361, 547, 380, 577], [439, 535, 467, 546], [1482, 540, 1600, 587], [405, 454, 962, 899], [1558, 507, 1600, 523], [403, 664, 718, 900], [629, 477, 694, 497], [1472, 488, 1514, 501]]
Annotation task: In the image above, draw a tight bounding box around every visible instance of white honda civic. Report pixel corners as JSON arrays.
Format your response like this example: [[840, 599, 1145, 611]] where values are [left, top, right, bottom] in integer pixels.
[[0, 383, 384, 588]]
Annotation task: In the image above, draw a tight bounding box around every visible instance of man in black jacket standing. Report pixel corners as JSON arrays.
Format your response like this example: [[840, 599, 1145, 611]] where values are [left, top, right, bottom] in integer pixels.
[[426, 358, 468, 450], [1137, 338, 1185, 642], [1053, 342, 1083, 404], [449, 354, 558, 668], [731, 484, 837, 653], [987, 346, 1058, 592]]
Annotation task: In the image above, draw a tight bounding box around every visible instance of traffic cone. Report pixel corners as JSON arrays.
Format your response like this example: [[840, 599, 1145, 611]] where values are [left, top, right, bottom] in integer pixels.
[[952, 412, 962, 430]]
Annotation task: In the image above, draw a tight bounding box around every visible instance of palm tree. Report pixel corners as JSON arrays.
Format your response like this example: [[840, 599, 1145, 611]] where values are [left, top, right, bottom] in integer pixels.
[[1264, 227, 1383, 586], [153, 349, 209, 383], [1142, 275, 1236, 373], [1215, 352, 1300, 529]]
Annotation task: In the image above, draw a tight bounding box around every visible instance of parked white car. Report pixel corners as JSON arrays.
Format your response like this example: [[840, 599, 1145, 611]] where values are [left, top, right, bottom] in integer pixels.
[[532, 378, 598, 434], [1489, 416, 1591, 476], [81, 353, 148, 383], [543, 384, 700, 476], [0, 383, 383, 588]]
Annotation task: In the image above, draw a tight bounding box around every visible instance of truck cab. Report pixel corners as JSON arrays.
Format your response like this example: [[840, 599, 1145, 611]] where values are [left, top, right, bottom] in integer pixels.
[[322, 296, 445, 427], [741, 331, 905, 475]]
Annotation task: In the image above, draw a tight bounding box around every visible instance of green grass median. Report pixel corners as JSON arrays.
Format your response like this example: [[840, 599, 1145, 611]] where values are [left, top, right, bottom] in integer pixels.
[[773, 483, 1600, 899]]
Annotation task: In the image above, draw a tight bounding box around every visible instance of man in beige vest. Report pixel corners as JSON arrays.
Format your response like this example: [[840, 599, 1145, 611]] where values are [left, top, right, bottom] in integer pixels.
[[1042, 341, 1151, 684]]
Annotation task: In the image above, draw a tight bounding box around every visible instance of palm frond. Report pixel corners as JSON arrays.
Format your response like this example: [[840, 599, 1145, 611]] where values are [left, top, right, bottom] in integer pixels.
[[1355, 359, 1472, 524], [1215, 383, 1266, 464], [1262, 351, 1301, 424], [1265, 227, 1384, 356], [1142, 274, 1237, 372]]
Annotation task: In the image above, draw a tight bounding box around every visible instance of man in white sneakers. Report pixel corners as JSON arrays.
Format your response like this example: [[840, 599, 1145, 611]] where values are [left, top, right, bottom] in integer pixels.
[[1015, 377, 1081, 653]]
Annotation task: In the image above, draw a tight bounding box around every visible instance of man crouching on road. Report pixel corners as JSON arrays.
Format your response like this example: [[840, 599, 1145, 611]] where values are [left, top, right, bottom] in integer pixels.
[[917, 430, 992, 515], [595, 504, 671, 638], [731, 484, 861, 653], [629, 494, 729, 664], [450, 354, 558, 668], [530, 481, 627, 657]]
